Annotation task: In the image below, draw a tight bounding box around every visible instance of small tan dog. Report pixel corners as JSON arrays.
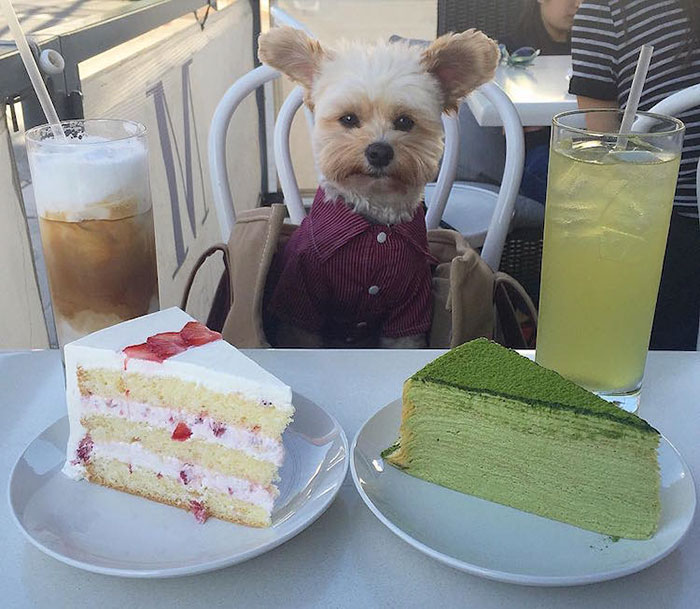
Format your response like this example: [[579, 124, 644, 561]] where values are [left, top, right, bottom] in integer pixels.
[[259, 27, 498, 347]]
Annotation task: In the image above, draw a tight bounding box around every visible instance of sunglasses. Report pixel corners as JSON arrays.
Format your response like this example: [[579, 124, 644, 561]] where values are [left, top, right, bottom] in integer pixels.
[[498, 44, 541, 68]]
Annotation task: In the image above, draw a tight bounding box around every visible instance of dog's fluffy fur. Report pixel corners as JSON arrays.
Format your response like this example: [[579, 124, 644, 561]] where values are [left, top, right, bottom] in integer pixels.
[[259, 27, 499, 347]]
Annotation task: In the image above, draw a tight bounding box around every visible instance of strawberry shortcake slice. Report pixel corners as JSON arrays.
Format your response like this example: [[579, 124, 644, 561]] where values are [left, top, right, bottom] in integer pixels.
[[62, 307, 294, 527]]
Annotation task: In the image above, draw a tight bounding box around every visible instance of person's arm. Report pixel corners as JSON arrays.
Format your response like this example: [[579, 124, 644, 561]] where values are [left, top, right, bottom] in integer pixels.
[[576, 95, 619, 132], [568, 1, 620, 129]]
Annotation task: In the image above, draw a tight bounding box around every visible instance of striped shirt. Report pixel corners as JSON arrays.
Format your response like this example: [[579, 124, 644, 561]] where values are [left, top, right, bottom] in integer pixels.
[[269, 188, 435, 340], [570, 0, 700, 208]]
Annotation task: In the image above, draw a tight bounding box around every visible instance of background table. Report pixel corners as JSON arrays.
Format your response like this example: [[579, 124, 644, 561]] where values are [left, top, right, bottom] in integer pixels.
[[467, 55, 578, 127], [3, 349, 699, 608]]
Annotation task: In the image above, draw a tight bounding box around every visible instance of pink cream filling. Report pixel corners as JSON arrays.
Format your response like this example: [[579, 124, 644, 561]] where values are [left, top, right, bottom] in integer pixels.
[[91, 441, 276, 511], [81, 395, 284, 465]]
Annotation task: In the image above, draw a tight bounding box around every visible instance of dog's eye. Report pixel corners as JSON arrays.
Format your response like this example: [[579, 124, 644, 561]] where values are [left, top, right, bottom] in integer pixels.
[[339, 113, 360, 128], [393, 115, 415, 132]]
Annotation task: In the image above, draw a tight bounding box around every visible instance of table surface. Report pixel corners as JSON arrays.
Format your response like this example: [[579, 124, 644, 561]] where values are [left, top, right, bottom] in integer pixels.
[[2, 348, 699, 608], [0, 0, 151, 54], [467, 55, 578, 127]]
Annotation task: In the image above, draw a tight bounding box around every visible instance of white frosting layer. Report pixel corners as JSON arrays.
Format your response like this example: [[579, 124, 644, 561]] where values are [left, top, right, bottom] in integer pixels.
[[65, 307, 293, 407], [89, 441, 277, 511], [82, 395, 284, 465], [28, 133, 150, 220], [63, 308, 293, 474]]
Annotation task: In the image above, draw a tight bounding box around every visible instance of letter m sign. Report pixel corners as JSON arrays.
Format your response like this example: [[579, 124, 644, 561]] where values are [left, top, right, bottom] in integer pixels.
[[146, 59, 209, 278]]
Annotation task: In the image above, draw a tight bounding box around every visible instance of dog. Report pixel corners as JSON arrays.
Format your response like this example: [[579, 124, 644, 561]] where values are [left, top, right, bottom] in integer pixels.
[[258, 26, 499, 347]]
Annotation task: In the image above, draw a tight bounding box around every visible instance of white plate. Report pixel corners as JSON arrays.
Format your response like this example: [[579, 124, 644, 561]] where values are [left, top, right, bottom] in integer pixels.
[[351, 399, 696, 587], [8, 393, 348, 578]]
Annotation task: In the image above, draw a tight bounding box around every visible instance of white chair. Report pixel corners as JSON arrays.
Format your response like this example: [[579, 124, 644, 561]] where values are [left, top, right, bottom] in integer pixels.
[[645, 84, 700, 350], [209, 66, 525, 271], [424, 84, 526, 267]]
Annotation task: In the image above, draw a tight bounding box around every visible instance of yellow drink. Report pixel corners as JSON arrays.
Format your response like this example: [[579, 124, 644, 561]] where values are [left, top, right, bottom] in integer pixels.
[[536, 140, 680, 393]]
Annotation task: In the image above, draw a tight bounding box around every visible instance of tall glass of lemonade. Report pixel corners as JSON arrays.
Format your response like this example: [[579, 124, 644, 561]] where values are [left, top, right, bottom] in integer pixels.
[[536, 110, 684, 412], [26, 119, 159, 347]]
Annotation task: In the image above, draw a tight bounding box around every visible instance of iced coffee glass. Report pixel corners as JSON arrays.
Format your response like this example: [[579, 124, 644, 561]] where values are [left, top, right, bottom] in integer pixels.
[[26, 119, 159, 346]]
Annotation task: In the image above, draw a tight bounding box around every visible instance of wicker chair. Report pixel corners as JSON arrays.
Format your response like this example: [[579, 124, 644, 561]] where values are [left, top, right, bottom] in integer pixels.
[[437, 0, 544, 306], [437, 0, 524, 40]]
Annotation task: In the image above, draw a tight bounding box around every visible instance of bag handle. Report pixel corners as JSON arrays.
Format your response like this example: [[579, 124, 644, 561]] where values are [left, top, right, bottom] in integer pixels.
[[494, 272, 538, 328], [493, 272, 538, 348], [180, 244, 231, 312]]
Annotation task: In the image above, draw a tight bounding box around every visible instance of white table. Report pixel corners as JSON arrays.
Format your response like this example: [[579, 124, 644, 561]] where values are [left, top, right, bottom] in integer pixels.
[[3, 349, 699, 608], [468, 55, 578, 127]]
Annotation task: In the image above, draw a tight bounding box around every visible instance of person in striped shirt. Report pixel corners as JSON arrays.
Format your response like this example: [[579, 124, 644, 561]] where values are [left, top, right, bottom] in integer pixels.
[[570, 0, 700, 350]]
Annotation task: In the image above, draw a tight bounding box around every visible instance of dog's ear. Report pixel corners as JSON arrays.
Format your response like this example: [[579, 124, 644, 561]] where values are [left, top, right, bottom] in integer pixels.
[[258, 26, 326, 91], [421, 29, 499, 111]]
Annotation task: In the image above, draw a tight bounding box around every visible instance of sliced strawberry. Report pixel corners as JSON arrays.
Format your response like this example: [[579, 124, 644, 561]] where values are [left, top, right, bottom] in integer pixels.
[[172, 421, 192, 441], [147, 332, 187, 360], [211, 421, 226, 438], [180, 321, 221, 347], [76, 434, 93, 464], [123, 342, 162, 363], [189, 500, 208, 524]]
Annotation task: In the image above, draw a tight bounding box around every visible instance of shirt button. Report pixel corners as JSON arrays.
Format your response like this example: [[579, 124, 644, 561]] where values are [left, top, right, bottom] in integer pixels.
[[376, 231, 387, 244], [368, 285, 380, 296]]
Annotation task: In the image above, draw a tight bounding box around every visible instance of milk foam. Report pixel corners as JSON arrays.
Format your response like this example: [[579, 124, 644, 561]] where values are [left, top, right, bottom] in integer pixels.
[[28, 134, 150, 220]]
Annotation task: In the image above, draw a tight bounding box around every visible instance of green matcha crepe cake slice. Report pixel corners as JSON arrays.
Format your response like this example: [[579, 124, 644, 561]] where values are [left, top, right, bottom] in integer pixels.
[[382, 339, 661, 540]]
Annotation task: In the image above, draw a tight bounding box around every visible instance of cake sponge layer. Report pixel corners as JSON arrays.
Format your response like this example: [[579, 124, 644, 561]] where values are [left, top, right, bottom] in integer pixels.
[[384, 379, 660, 539], [87, 457, 270, 527], [78, 367, 291, 437], [84, 414, 278, 486]]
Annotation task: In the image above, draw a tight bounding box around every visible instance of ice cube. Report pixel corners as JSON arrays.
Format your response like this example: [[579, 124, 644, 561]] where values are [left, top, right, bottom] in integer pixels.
[[570, 140, 612, 163], [600, 186, 651, 237], [599, 225, 645, 261], [606, 149, 658, 164], [597, 179, 651, 261]]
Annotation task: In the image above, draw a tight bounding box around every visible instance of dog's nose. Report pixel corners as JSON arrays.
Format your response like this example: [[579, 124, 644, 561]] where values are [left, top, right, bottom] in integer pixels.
[[365, 142, 394, 168]]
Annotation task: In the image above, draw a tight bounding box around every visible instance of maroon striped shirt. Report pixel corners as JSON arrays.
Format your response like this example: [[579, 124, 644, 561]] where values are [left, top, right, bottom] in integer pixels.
[[270, 187, 436, 339]]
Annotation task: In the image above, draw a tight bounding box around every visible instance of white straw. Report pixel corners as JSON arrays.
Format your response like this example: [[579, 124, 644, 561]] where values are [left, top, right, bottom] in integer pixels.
[[616, 45, 653, 148], [0, 0, 64, 140]]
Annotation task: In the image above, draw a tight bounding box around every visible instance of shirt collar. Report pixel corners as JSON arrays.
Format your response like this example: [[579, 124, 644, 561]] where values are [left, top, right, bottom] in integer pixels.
[[392, 205, 435, 260], [309, 189, 370, 261], [308, 187, 435, 262]]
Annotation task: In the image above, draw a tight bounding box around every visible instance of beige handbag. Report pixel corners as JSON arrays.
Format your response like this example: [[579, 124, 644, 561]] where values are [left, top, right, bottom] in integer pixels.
[[182, 204, 537, 349]]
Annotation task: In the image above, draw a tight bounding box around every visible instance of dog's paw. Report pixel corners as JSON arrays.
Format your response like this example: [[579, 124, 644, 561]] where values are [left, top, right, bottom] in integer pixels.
[[276, 323, 323, 348], [380, 334, 427, 349]]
